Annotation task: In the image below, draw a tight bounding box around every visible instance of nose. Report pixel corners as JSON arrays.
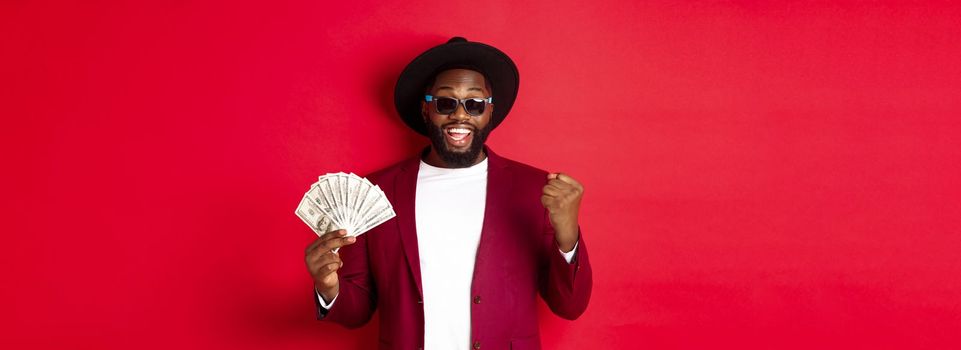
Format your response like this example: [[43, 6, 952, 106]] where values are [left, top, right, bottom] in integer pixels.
[[449, 103, 471, 121]]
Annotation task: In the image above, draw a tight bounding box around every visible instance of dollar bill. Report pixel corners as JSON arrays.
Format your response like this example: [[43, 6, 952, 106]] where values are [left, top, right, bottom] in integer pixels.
[[298, 172, 397, 239]]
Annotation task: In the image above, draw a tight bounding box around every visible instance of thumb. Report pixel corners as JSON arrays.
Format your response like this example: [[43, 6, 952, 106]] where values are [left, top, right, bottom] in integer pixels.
[[547, 173, 558, 180]]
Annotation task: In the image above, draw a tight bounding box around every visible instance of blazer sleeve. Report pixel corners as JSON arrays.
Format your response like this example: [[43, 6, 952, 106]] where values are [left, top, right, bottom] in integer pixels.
[[538, 209, 593, 320], [314, 231, 377, 328]]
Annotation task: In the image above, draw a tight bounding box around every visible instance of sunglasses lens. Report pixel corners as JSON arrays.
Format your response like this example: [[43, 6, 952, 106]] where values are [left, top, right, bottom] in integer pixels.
[[432, 97, 487, 115], [434, 98, 458, 114], [464, 99, 485, 116]]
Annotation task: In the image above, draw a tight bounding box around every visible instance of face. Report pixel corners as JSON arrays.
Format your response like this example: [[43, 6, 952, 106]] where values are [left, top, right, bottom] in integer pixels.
[[421, 68, 494, 168]]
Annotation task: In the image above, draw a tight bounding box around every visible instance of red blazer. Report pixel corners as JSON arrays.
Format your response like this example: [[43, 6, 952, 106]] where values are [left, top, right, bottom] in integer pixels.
[[316, 148, 593, 350]]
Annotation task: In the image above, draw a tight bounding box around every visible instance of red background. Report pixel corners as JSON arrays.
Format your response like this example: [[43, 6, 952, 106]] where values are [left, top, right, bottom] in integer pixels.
[[3, 1, 960, 349]]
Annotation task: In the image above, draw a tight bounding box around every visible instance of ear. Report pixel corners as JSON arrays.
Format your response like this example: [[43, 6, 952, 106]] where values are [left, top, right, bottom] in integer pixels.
[[421, 101, 429, 121]]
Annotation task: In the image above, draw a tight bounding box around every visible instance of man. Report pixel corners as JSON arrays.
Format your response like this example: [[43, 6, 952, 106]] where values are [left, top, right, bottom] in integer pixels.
[[304, 37, 592, 350]]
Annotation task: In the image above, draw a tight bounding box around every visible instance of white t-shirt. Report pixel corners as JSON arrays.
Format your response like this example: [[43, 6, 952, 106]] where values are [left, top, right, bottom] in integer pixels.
[[415, 158, 489, 350]]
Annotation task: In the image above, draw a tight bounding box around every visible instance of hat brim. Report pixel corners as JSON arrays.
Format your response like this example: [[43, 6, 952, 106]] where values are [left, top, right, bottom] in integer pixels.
[[394, 39, 519, 136]]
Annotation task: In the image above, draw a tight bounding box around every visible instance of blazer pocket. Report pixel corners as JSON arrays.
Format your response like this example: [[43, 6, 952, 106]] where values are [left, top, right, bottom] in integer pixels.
[[510, 335, 541, 350]]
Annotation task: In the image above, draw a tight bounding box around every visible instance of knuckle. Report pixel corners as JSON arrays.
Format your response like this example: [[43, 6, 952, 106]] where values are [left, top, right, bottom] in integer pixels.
[[318, 254, 334, 264], [306, 241, 319, 254]]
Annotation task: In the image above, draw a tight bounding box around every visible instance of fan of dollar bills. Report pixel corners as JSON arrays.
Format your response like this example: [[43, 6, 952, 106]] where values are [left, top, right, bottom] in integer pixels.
[[295, 172, 396, 238]]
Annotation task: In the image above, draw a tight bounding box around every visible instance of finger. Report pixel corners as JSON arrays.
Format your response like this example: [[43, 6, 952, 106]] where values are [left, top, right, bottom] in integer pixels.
[[310, 261, 344, 286], [309, 251, 343, 270], [541, 195, 550, 208], [542, 185, 563, 197], [307, 236, 356, 260], [314, 262, 343, 281], [547, 173, 558, 180], [306, 238, 324, 255], [549, 179, 582, 196], [306, 229, 347, 254], [308, 247, 343, 263], [320, 235, 357, 252], [323, 261, 342, 272], [543, 182, 565, 191], [306, 247, 333, 266], [320, 229, 348, 241], [554, 173, 582, 187], [541, 195, 557, 209], [547, 179, 573, 190]]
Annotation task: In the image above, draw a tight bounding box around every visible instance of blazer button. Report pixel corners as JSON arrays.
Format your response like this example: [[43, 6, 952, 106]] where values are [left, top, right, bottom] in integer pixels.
[[473, 296, 481, 304], [417, 299, 423, 304], [472, 341, 481, 349]]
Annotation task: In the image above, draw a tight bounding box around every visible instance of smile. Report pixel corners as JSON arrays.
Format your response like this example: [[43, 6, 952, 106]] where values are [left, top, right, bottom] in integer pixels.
[[444, 126, 474, 145]]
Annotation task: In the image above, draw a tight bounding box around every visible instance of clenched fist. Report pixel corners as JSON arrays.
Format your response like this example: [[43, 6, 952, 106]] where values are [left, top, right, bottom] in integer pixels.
[[541, 173, 584, 252], [305, 229, 356, 303]]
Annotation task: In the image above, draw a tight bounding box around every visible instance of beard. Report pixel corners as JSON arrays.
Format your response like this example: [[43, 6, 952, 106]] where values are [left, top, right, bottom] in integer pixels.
[[426, 121, 493, 168]]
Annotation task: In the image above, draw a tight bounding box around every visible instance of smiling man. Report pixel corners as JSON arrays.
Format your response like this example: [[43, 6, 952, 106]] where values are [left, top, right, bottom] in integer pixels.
[[422, 68, 494, 168], [304, 37, 593, 350]]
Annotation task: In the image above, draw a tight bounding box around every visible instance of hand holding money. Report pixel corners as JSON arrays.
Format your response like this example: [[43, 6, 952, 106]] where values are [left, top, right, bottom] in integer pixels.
[[541, 172, 584, 252], [305, 229, 355, 302], [296, 172, 396, 303]]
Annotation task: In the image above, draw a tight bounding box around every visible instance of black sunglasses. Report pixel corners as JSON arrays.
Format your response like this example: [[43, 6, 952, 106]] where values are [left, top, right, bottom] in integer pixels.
[[425, 95, 493, 116]]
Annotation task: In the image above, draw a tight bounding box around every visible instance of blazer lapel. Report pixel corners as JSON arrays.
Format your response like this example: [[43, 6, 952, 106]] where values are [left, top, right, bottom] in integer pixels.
[[473, 148, 513, 282], [394, 156, 424, 299]]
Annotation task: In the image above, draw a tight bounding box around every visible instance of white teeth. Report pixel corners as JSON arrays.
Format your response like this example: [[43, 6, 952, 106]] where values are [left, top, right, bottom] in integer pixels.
[[445, 127, 471, 142], [446, 128, 471, 134]]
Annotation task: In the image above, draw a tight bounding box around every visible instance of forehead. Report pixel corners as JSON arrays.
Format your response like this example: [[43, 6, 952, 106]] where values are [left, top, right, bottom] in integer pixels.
[[432, 69, 489, 90]]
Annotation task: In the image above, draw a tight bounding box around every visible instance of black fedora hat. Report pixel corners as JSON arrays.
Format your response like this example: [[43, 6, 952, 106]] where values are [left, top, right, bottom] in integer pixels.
[[394, 37, 519, 136]]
